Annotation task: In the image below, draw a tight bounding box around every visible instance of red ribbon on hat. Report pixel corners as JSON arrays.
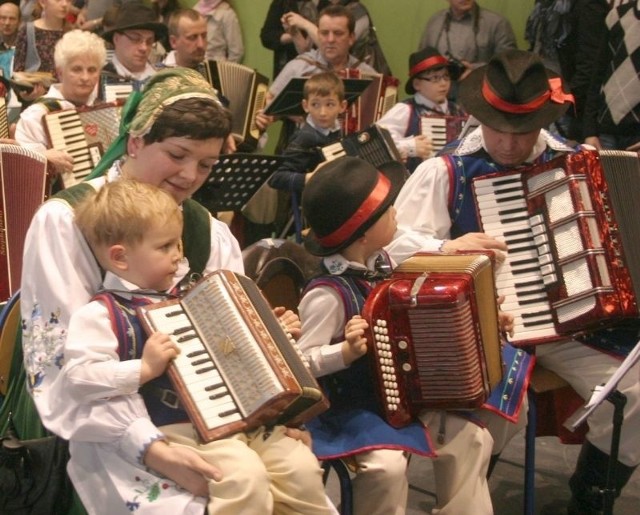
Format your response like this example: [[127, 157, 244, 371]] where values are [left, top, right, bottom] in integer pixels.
[[481, 76, 574, 114], [316, 172, 391, 248], [410, 55, 449, 78]]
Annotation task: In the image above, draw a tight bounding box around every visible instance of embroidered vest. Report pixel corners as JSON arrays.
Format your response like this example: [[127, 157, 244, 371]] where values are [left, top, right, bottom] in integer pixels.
[[93, 292, 189, 426]]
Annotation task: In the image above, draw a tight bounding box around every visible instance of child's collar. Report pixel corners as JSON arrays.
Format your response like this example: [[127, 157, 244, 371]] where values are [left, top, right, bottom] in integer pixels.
[[306, 115, 341, 135]]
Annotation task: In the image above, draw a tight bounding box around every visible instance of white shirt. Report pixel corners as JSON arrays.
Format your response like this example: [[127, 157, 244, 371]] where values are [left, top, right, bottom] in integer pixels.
[[297, 252, 388, 379], [20, 162, 243, 514], [385, 127, 575, 265]]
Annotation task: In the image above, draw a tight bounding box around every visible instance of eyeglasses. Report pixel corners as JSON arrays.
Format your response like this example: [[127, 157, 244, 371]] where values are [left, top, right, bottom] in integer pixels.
[[119, 31, 155, 47], [416, 74, 451, 83]]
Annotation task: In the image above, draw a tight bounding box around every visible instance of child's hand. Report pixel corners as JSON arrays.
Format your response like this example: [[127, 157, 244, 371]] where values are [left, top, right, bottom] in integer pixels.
[[140, 332, 179, 384], [414, 135, 434, 160], [274, 306, 301, 340], [342, 315, 368, 365], [497, 295, 514, 339]]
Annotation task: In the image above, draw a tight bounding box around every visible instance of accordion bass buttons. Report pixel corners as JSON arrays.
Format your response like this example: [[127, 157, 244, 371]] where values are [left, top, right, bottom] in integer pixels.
[[373, 319, 400, 411]]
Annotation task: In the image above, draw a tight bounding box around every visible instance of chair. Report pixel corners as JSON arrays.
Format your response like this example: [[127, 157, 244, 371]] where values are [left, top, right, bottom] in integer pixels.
[[322, 459, 353, 515], [241, 238, 321, 312], [523, 364, 586, 515]]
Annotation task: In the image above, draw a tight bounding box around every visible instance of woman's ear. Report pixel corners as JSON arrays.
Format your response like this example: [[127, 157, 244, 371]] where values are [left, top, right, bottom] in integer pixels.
[[127, 136, 144, 158]]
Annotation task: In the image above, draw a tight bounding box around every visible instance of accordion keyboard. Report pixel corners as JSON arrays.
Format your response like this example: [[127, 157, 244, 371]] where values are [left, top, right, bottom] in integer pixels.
[[474, 173, 558, 343], [144, 304, 242, 428]]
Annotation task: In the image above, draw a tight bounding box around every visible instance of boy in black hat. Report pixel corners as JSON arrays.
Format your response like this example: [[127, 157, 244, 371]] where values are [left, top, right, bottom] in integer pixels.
[[297, 156, 497, 515], [376, 47, 466, 174], [389, 49, 640, 514]]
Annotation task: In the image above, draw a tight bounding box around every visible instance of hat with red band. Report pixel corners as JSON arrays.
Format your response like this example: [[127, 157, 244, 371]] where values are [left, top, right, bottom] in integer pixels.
[[302, 157, 407, 256], [405, 47, 460, 95], [458, 49, 574, 133]]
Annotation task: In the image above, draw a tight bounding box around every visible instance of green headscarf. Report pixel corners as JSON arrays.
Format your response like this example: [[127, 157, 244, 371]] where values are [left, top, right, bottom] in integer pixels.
[[85, 67, 219, 181]]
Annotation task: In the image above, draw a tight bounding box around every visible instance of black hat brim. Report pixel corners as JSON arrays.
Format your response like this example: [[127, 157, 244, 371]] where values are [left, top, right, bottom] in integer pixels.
[[458, 66, 571, 134], [304, 160, 408, 257]]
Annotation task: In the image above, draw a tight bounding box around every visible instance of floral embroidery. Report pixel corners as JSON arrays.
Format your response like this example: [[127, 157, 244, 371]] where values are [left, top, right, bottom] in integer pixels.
[[125, 475, 174, 511], [22, 303, 67, 390]]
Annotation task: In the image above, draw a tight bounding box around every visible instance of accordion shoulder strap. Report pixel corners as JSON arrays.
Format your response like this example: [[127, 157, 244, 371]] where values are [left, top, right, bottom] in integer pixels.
[[181, 199, 211, 279], [304, 275, 365, 321]]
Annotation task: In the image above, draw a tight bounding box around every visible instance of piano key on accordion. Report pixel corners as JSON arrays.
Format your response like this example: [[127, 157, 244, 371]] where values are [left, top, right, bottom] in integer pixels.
[[321, 125, 403, 169], [0, 144, 50, 301], [473, 149, 640, 347], [203, 60, 268, 151], [137, 270, 328, 442], [362, 252, 503, 428], [420, 114, 468, 154], [44, 102, 123, 188]]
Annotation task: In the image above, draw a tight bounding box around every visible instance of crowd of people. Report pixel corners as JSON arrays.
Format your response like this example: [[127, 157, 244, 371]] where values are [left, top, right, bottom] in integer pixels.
[[0, 1, 639, 515]]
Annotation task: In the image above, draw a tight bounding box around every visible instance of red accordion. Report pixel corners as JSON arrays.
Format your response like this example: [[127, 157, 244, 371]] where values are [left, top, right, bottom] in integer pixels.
[[362, 252, 504, 428], [0, 145, 50, 301], [473, 149, 640, 346]]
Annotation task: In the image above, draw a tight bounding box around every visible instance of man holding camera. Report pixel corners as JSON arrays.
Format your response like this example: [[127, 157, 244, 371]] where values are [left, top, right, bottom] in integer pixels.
[[417, 0, 516, 100]]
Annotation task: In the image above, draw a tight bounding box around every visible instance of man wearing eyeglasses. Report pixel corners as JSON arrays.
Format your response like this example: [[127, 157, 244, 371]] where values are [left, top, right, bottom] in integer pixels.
[[101, 2, 167, 88], [377, 47, 467, 173]]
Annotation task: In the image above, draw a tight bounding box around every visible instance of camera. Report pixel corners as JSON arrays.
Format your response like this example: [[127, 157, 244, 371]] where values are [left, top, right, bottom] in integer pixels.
[[447, 56, 467, 81]]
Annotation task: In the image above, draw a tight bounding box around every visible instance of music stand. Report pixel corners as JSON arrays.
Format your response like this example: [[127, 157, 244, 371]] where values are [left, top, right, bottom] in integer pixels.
[[264, 77, 372, 117], [192, 153, 286, 213], [564, 338, 640, 515]]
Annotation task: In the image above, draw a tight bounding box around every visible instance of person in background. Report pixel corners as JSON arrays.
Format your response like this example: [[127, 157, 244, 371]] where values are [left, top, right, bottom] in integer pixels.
[[0, 1, 19, 50], [260, 0, 320, 78], [417, 0, 516, 100], [15, 29, 106, 179], [163, 8, 207, 70], [0, 1, 21, 122], [388, 49, 640, 515], [100, 1, 166, 85], [525, 0, 608, 142], [376, 47, 466, 173], [582, 0, 640, 151], [194, 0, 243, 63], [13, 0, 73, 78], [268, 71, 345, 240]]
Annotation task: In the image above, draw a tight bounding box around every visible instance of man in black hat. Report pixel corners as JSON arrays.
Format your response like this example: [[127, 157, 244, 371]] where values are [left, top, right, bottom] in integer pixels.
[[101, 1, 167, 84], [388, 49, 640, 514], [376, 46, 467, 173]]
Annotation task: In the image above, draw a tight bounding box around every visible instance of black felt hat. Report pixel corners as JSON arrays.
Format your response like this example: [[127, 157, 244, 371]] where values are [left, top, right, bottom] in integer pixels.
[[458, 49, 574, 133], [101, 1, 168, 44], [302, 157, 406, 256], [405, 46, 458, 95]]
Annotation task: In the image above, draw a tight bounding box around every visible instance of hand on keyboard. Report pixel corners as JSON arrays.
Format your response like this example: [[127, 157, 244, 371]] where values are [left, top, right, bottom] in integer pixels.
[[140, 332, 180, 384], [441, 232, 507, 262]]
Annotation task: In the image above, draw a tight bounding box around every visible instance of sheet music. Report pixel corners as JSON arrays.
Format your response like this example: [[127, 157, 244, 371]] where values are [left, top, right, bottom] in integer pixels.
[[565, 339, 640, 430]]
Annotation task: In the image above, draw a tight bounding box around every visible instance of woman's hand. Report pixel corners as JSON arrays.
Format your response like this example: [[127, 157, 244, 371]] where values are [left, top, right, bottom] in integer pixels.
[[144, 440, 222, 497]]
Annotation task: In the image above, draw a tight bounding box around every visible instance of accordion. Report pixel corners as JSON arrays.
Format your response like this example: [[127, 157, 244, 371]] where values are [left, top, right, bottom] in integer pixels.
[[137, 270, 328, 442], [44, 102, 123, 188], [0, 97, 8, 139], [420, 114, 468, 154], [341, 70, 399, 135], [321, 125, 403, 169], [473, 149, 640, 347], [362, 252, 504, 428], [0, 144, 50, 301], [203, 60, 269, 151]]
